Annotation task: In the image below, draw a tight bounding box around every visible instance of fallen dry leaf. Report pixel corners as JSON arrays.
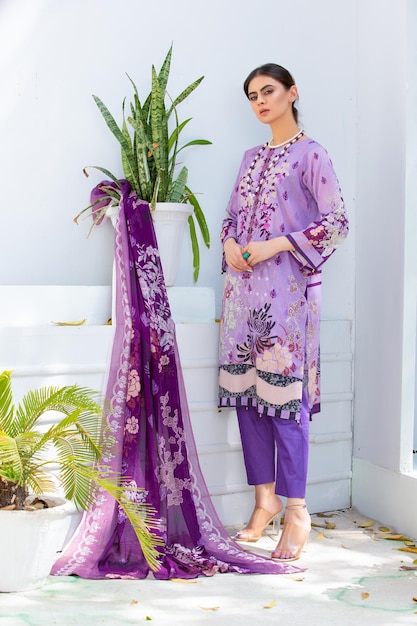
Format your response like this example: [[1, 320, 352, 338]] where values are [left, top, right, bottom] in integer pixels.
[[130, 600, 138, 605], [316, 532, 325, 540], [170, 578, 199, 584], [311, 521, 336, 530], [413, 597, 417, 603], [400, 566, 417, 571], [263, 600, 276, 609], [358, 520, 375, 528], [396, 547, 417, 554], [378, 534, 405, 541], [316, 512, 336, 518], [51, 319, 87, 326], [292, 577, 305, 582], [378, 526, 392, 533], [361, 592, 370, 600], [199, 606, 219, 611]]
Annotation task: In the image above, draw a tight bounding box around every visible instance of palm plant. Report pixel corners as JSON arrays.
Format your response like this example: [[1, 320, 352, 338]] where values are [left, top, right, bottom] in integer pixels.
[[0, 370, 161, 571], [77, 45, 211, 282]]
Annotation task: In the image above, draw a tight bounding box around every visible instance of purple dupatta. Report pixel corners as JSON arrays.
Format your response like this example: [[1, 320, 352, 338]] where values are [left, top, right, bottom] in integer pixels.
[[52, 187, 301, 579]]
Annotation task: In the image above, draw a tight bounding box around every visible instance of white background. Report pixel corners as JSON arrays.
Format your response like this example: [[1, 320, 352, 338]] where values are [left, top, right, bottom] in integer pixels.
[[2, 0, 417, 536], [0, 0, 355, 320]]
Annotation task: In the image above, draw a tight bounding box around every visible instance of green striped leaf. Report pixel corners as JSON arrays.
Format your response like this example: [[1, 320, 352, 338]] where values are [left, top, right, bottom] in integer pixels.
[[92, 95, 140, 193], [186, 186, 210, 248], [169, 166, 188, 203], [150, 66, 169, 200], [188, 214, 200, 282], [167, 76, 204, 118]]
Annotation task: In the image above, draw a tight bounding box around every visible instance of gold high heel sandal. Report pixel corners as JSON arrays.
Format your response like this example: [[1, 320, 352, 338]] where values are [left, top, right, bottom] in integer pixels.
[[234, 505, 283, 543], [271, 503, 311, 561]]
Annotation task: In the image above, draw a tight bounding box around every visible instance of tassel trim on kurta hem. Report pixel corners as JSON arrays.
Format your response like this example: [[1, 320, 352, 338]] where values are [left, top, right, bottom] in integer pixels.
[[218, 395, 301, 423]]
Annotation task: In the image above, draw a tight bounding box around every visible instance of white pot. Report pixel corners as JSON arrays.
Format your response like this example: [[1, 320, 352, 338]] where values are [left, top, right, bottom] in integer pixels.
[[106, 201, 193, 287], [0, 496, 78, 592], [152, 202, 193, 286]]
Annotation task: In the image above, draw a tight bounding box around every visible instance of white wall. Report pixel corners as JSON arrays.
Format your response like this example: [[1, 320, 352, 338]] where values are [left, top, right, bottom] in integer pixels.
[[353, 0, 417, 537], [354, 0, 407, 470], [0, 0, 360, 522], [3, 0, 417, 532], [0, 0, 355, 322]]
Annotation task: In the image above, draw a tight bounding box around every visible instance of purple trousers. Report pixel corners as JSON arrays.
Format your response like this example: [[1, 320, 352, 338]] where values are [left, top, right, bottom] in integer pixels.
[[236, 393, 310, 498]]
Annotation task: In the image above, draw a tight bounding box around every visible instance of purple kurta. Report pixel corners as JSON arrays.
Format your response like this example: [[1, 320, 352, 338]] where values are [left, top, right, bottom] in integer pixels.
[[218, 138, 348, 422]]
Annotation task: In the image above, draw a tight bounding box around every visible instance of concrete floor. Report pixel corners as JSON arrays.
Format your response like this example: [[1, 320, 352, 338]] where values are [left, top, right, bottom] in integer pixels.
[[1, 508, 417, 625]]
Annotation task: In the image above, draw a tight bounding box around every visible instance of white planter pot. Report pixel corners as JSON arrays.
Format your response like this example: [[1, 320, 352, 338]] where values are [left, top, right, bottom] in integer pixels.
[[152, 202, 193, 286], [106, 201, 193, 287], [0, 496, 78, 592]]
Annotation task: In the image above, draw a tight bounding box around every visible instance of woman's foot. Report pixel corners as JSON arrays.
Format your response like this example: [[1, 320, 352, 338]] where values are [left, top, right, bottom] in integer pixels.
[[271, 503, 311, 561], [234, 498, 283, 543]]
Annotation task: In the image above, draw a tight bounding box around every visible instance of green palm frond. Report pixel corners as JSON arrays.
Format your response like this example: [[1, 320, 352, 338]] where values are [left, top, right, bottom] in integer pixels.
[[51, 405, 102, 445], [53, 433, 97, 466], [55, 454, 98, 510], [114, 480, 163, 571], [0, 371, 161, 572], [13, 385, 101, 438], [0, 370, 14, 432], [0, 432, 23, 481], [23, 465, 57, 495], [56, 461, 163, 571]]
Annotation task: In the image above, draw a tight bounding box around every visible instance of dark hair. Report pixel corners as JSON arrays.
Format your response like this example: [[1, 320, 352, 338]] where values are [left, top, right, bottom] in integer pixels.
[[243, 63, 298, 124]]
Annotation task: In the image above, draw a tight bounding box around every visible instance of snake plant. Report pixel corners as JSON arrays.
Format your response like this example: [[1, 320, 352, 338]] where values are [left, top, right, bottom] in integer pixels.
[[80, 45, 211, 282], [0, 370, 162, 571]]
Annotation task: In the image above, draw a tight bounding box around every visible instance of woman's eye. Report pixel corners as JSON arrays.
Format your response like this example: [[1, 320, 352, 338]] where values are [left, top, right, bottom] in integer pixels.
[[249, 95, 257, 102]]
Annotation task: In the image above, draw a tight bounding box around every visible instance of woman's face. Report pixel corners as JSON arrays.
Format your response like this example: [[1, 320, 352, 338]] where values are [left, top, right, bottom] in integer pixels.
[[247, 75, 297, 125]]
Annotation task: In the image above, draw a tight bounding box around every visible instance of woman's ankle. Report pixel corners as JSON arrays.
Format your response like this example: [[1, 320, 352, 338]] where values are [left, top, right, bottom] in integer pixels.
[[286, 497, 306, 508], [256, 494, 283, 514], [253, 484, 281, 512]]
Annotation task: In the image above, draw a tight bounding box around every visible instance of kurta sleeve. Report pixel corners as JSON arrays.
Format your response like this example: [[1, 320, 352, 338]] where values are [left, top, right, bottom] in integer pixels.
[[220, 190, 238, 245], [220, 153, 252, 272], [286, 146, 348, 275], [220, 154, 251, 245]]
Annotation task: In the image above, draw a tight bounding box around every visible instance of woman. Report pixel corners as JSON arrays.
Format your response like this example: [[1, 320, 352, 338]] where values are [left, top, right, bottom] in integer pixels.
[[218, 63, 348, 562]]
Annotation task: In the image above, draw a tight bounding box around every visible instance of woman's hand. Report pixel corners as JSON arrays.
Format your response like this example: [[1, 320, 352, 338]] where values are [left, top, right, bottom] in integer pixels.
[[242, 237, 294, 267], [223, 238, 252, 272]]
